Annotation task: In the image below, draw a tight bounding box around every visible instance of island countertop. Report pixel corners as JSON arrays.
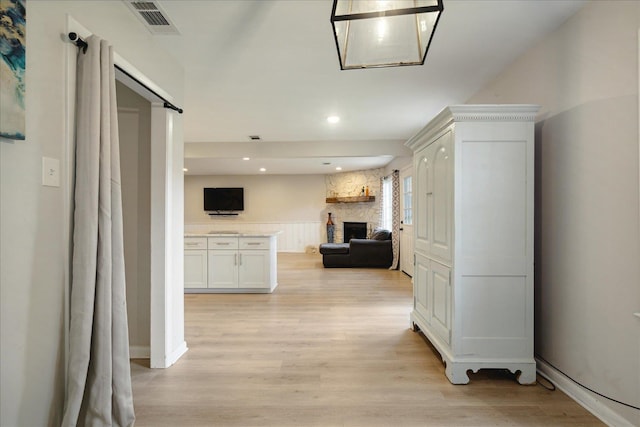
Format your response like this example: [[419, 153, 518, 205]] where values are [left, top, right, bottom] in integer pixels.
[[185, 231, 282, 238]]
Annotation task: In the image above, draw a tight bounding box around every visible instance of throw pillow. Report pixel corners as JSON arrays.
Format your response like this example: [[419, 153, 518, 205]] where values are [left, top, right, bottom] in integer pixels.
[[370, 229, 391, 241]]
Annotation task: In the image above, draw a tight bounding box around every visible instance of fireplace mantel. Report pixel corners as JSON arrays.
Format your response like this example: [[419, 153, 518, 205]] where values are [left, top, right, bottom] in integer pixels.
[[326, 196, 375, 203]]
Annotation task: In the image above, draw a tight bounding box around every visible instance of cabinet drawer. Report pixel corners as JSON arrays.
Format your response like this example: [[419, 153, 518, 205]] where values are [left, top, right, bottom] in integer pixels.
[[208, 237, 239, 250], [184, 237, 207, 250], [240, 237, 270, 250]]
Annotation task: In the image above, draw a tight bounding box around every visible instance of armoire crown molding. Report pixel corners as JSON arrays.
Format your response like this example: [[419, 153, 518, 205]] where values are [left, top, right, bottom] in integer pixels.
[[405, 104, 540, 151]]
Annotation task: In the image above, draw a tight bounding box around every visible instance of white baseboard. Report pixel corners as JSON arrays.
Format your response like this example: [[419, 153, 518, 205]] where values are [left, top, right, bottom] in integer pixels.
[[536, 358, 636, 427], [129, 345, 150, 359]]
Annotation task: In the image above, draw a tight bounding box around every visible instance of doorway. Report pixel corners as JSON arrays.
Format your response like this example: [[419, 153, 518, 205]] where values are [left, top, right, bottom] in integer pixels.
[[65, 17, 186, 370], [116, 81, 152, 358]]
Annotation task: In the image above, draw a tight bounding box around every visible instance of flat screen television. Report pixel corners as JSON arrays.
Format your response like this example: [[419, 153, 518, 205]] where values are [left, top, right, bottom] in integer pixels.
[[204, 187, 244, 211]]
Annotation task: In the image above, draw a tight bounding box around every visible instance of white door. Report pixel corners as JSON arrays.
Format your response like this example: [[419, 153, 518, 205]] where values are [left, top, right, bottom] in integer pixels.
[[400, 165, 414, 277]]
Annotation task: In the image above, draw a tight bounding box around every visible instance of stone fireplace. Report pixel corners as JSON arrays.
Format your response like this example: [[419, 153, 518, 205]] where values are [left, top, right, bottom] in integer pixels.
[[343, 222, 367, 242]]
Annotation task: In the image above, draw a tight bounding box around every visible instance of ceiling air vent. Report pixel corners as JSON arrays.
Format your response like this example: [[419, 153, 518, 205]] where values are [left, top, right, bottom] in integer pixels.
[[249, 135, 261, 141], [123, 1, 180, 35]]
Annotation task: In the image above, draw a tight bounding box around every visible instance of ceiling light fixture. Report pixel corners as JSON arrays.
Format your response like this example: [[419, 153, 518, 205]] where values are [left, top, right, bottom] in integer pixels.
[[336, 166, 342, 171], [259, 167, 266, 172], [327, 115, 340, 124], [330, 0, 444, 70], [243, 157, 250, 161], [183, 168, 188, 172]]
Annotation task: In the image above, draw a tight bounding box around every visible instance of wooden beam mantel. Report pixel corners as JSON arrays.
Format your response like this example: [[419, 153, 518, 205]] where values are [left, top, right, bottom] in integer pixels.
[[326, 196, 376, 203]]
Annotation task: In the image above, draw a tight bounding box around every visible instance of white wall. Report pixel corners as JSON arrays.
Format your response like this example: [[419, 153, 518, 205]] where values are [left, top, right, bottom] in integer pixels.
[[468, 1, 639, 425], [0, 1, 183, 425], [384, 156, 412, 175]]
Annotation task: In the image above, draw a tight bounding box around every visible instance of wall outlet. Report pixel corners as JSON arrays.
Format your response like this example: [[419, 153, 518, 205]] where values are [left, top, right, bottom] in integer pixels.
[[42, 157, 60, 187]]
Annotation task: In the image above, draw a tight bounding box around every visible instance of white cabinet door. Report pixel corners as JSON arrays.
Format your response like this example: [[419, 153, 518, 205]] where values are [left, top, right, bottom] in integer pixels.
[[208, 250, 238, 289], [238, 250, 269, 289], [184, 249, 208, 288]]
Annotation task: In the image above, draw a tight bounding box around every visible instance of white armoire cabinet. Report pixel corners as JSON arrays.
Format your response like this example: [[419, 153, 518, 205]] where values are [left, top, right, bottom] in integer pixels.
[[406, 105, 539, 384]]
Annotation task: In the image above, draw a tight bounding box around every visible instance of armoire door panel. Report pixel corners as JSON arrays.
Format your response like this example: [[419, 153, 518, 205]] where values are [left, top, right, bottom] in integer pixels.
[[414, 147, 431, 254], [430, 261, 451, 344], [413, 253, 431, 322], [431, 131, 453, 263]]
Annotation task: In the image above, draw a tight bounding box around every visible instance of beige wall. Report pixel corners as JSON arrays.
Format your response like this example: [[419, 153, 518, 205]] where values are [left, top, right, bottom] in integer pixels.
[[0, 2, 183, 425], [184, 172, 391, 248], [468, 1, 640, 424], [185, 174, 327, 225]]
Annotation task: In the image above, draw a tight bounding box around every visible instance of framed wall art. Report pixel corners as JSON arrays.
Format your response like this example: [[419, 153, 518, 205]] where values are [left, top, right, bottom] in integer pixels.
[[0, 0, 26, 140]]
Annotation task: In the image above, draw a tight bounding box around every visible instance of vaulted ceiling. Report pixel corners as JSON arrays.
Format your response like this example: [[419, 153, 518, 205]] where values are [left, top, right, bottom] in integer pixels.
[[148, 0, 586, 175]]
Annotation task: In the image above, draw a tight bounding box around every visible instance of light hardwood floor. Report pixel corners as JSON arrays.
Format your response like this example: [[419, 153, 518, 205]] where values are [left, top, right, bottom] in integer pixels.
[[131, 253, 603, 426]]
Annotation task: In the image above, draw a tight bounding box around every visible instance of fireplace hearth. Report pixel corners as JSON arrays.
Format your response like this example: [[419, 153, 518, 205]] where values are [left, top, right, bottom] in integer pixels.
[[343, 222, 367, 242]]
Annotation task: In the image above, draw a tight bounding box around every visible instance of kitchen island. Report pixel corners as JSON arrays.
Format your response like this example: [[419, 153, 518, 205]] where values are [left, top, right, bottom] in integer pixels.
[[184, 232, 280, 293]]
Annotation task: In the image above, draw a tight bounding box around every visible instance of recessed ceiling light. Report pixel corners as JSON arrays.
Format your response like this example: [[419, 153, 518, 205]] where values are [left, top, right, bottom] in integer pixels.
[[336, 166, 342, 171], [259, 167, 266, 172], [243, 157, 250, 161], [183, 168, 188, 172], [327, 116, 340, 124]]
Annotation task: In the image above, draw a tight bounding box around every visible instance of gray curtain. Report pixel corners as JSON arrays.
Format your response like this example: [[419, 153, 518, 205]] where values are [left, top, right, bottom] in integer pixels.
[[63, 35, 135, 427], [390, 170, 400, 270]]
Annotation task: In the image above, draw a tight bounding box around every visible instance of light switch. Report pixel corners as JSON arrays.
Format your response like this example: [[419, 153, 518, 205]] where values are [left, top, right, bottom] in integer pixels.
[[42, 157, 60, 187]]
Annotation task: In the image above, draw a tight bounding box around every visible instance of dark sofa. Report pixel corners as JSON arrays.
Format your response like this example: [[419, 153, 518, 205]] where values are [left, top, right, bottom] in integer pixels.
[[319, 229, 392, 268]]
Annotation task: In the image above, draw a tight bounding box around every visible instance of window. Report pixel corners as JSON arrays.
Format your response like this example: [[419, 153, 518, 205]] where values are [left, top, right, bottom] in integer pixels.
[[381, 176, 393, 230], [403, 175, 412, 225]]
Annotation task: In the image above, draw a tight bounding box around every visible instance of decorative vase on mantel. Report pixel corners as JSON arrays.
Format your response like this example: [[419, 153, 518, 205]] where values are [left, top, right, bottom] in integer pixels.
[[326, 212, 335, 243]]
